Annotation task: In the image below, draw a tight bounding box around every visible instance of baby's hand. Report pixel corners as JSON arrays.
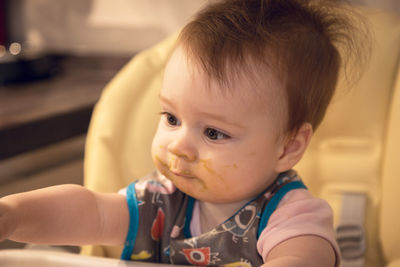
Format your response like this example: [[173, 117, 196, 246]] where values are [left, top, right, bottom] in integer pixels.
[[0, 199, 18, 242]]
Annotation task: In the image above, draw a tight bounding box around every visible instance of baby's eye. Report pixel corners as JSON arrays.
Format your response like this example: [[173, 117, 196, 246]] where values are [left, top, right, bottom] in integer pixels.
[[204, 128, 230, 141], [161, 112, 181, 126]]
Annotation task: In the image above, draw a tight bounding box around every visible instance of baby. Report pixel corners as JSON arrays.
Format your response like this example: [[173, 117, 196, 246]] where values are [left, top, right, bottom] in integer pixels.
[[0, 0, 368, 266]]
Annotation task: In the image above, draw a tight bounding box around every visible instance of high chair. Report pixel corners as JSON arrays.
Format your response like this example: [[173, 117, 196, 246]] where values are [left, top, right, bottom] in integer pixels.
[[81, 7, 400, 267]]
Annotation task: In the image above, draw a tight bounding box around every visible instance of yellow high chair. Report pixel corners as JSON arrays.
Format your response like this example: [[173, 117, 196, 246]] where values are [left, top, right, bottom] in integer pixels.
[[81, 8, 400, 267]]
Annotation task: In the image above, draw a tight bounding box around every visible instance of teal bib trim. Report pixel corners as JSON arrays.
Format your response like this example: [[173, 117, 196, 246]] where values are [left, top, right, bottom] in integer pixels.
[[183, 196, 195, 238], [257, 180, 307, 238], [121, 182, 140, 260]]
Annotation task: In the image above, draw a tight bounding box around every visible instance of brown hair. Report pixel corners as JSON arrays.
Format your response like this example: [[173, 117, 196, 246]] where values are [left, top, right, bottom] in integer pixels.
[[178, 0, 370, 134]]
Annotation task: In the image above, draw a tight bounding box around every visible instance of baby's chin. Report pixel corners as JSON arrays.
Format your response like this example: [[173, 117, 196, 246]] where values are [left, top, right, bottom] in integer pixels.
[[156, 170, 213, 202], [152, 157, 257, 203], [175, 183, 252, 204]]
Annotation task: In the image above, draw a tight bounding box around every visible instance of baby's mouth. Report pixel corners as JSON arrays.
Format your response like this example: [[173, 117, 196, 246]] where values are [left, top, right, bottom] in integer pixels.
[[155, 155, 197, 179], [170, 169, 197, 179]]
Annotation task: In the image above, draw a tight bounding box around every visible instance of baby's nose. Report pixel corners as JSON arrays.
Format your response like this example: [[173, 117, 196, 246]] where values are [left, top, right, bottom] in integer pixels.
[[167, 132, 197, 162]]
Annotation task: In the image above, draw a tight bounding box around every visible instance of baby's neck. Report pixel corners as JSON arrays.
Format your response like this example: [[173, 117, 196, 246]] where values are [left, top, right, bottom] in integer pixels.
[[199, 199, 250, 233]]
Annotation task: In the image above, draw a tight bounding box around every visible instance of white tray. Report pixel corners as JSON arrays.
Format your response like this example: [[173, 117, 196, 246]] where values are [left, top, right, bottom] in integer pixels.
[[0, 249, 180, 267]]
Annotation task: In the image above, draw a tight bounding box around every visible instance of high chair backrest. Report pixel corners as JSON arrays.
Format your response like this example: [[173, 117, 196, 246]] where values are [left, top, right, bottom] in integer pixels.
[[295, 8, 400, 267], [82, 8, 400, 267], [380, 48, 400, 267]]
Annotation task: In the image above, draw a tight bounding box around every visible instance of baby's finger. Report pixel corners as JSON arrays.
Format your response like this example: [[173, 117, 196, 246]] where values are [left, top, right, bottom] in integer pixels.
[[0, 201, 17, 241]]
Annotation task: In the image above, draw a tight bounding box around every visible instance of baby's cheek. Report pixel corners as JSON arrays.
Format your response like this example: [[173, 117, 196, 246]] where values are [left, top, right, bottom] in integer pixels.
[[151, 132, 165, 156], [151, 142, 165, 172], [150, 135, 158, 156]]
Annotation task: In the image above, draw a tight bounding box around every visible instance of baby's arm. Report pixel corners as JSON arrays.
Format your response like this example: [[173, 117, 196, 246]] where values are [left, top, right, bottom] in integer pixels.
[[262, 235, 336, 267], [0, 184, 129, 246]]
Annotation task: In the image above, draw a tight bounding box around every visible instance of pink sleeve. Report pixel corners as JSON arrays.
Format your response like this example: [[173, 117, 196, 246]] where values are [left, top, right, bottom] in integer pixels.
[[256, 189, 340, 266]]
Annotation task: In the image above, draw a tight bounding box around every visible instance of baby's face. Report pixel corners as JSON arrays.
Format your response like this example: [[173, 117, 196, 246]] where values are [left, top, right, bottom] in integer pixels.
[[151, 47, 287, 203]]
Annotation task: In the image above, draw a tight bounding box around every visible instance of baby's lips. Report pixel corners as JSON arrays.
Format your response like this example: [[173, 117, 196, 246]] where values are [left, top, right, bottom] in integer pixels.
[[170, 169, 196, 179]]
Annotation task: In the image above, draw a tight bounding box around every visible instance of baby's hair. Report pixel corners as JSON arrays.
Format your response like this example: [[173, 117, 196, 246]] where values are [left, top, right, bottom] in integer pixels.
[[178, 0, 370, 134]]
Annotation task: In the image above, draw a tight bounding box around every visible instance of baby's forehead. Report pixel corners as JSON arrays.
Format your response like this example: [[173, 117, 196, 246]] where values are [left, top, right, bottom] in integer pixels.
[[168, 47, 287, 117], [174, 46, 282, 99]]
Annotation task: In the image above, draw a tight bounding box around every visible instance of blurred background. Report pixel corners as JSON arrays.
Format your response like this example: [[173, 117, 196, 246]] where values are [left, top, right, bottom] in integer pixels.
[[0, 0, 398, 252]]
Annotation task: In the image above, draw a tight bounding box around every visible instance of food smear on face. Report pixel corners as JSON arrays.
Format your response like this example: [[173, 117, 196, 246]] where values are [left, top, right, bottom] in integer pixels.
[[155, 155, 171, 169], [200, 159, 225, 182], [200, 159, 215, 174], [154, 155, 207, 191]]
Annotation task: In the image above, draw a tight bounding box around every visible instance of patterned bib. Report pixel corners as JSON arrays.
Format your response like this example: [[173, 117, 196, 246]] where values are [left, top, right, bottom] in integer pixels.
[[121, 170, 306, 266]]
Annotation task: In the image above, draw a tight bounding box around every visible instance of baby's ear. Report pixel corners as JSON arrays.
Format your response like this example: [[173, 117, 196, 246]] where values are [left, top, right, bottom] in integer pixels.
[[275, 123, 313, 173]]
